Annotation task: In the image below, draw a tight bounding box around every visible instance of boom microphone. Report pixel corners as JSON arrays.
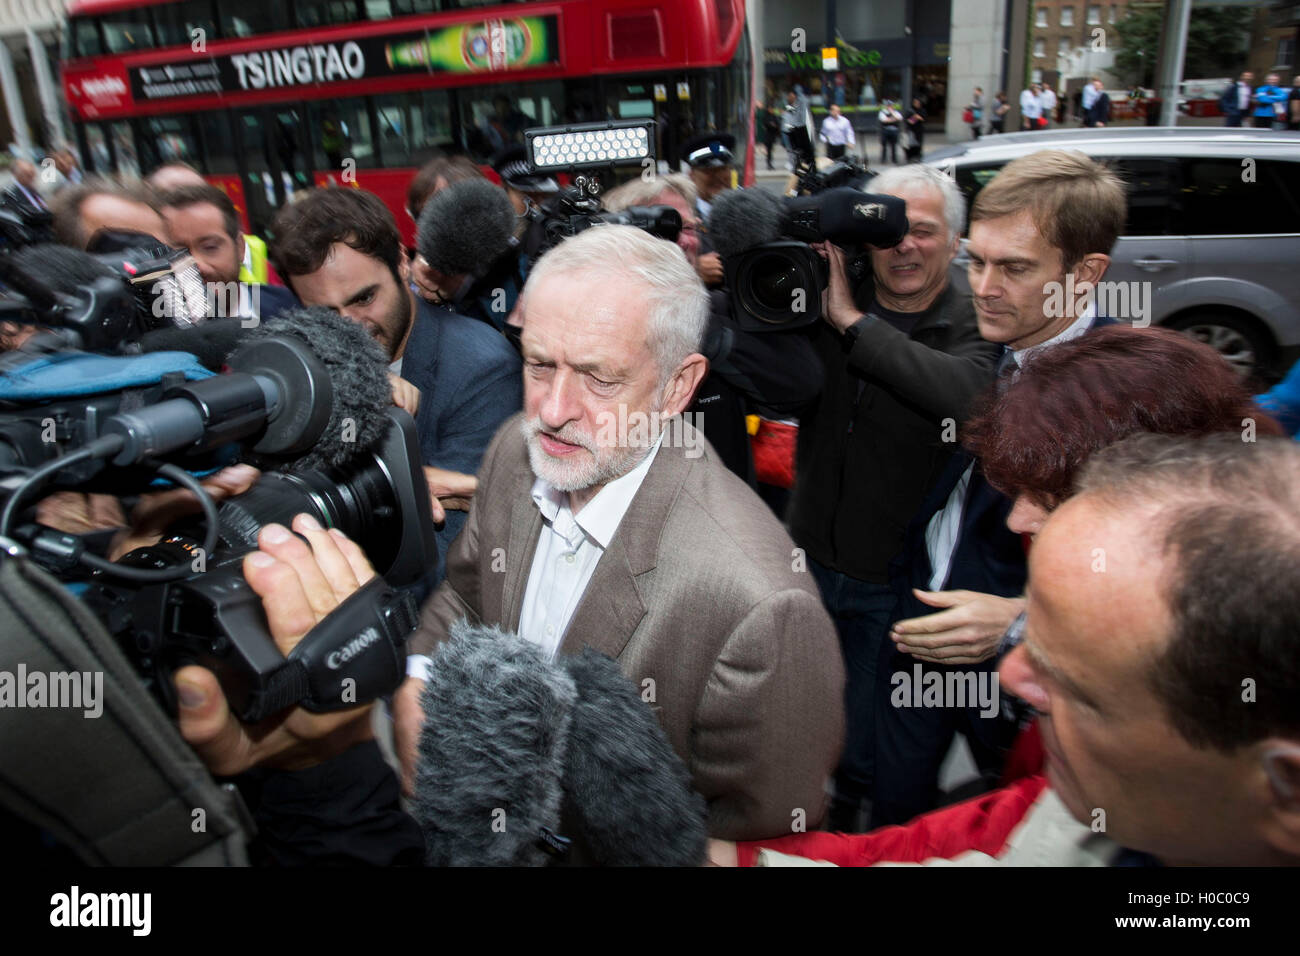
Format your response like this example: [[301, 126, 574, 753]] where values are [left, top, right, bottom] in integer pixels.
[[784, 187, 909, 248], [413, 621, 708, 866], [708, 187, 909, 257], [416, 178, 518, 278], [708, 187, 785, 259]]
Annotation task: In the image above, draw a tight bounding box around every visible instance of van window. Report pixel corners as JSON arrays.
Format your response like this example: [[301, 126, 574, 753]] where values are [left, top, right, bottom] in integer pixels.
[[1179, 158, 1300, 236], [953, 157, 1178, 237], [1110, 158, 1178, 237]]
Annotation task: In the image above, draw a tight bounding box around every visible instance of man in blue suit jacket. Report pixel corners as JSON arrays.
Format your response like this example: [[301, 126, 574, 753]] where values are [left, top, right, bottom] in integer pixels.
[[270, 188, 521, 577], [869, 150, 1128, 829]]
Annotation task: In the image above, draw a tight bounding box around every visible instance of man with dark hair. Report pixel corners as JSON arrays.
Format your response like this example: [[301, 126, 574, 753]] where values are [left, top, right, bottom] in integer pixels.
[[148, 163, 277, 284], [269, 186, 521, 563], [871, 149, 1128, 827], [715, 432, 1300, 867], [1221, 71, 1254, 127], [49, 178, 168, 249], [158, 185, 296, 322]]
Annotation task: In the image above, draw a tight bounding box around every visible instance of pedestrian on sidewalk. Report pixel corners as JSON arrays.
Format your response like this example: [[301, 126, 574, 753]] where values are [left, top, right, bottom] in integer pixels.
[[819, 103, 856, 160], [878, 100, 902, 164]]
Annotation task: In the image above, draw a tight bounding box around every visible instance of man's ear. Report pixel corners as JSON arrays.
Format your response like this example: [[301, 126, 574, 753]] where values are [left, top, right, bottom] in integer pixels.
[[1260, 742, 1300, 859], [234, 233, 246, 268], [1073, 252, 1110, 287], [659, 353, 709, 417], [398, 246, 412, 286]]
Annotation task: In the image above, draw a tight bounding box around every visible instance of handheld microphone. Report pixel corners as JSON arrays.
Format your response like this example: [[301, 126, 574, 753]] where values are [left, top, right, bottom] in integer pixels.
[[416, 178, 518, 278], [99, 307, 392, 471]]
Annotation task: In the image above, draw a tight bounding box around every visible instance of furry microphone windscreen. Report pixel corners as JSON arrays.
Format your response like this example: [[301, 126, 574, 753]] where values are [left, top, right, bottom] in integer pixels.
[[707, 188, 785, 259], [245, 306, 391, 472], [9, 243, 120, 290], [560, 649, 709, 866], [413, 620, 576, 866], [416, 178, 517, 279]]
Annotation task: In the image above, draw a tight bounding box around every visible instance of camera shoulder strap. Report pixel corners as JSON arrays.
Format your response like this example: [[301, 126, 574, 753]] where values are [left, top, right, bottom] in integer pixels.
[[0, 546, 251, 865]]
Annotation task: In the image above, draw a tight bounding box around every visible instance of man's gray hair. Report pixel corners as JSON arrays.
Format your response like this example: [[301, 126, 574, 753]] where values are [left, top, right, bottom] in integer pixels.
[[866, 164, 965, 241], [601, 173, 697, 213], [525, 224, 709, 384]]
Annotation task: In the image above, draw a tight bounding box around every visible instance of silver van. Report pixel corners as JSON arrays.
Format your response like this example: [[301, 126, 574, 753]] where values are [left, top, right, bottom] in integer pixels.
[[925, 127, 1300, 380]]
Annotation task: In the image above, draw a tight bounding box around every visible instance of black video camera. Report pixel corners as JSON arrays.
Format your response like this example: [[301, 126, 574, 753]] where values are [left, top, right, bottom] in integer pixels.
[[723, 187, 910, 329], [82, 405, 434, 723], [0, 293, 437, 724]]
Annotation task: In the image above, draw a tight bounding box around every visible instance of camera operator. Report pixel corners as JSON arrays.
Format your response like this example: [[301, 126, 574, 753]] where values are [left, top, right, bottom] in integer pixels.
[[268, 187, 521, 560], [787, 164, 1001, 830], [172, 513, 423, 864], [601, 175, 821, 489]]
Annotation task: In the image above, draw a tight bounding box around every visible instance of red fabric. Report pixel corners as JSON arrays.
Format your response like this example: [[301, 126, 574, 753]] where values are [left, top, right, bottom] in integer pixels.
[[737, 775, 1050, 867], [1001, 719, 1047, 783], [751, 419, 798, 489]]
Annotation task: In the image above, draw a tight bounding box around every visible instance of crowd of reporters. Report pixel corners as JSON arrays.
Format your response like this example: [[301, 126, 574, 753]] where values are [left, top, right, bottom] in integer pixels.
[[3, 130, 1300, 869]]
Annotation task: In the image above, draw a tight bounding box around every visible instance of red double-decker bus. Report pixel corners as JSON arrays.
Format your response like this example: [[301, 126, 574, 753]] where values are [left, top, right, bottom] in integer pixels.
[[61, 0, 756, 242]]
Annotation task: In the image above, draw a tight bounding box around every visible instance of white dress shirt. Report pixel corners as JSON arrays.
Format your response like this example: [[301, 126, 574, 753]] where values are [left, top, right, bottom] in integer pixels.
[[517, 434, 662, 659], [924, 306, 1096, 589], [819, 114, 856, 147], [1020, 90, 1043, 119], [406, 434, 663, 680]]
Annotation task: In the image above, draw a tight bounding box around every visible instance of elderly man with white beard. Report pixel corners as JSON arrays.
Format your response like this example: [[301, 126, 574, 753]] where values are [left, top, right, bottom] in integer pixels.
[[392, 225, 845, 840]]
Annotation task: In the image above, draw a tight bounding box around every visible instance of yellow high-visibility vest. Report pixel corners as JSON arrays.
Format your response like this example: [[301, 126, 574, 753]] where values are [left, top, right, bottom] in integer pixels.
[[239, 233, 270, 285]]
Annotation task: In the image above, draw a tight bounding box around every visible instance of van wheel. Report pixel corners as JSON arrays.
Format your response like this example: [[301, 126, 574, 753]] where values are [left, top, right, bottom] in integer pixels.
[[1164, 311, 1275, 383]]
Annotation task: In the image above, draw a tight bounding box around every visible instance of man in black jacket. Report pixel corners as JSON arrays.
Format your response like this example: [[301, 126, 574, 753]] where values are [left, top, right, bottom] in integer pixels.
[[788, 164, 1001, 829]]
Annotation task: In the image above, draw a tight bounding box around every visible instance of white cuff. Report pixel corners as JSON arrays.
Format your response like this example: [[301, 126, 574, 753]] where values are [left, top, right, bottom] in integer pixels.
[[406, 654, 432, 682]]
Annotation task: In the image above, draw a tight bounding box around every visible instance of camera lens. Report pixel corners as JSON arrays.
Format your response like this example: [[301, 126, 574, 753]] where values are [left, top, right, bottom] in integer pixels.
[[749, 252, 803, 316]]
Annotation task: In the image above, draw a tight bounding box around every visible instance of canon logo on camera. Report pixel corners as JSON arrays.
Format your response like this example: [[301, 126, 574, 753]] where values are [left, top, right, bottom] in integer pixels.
[[326, 627, 382, 670]]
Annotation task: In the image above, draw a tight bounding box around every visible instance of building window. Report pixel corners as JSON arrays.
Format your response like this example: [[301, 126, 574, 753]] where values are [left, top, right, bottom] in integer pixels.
[[1059, 38, 1071, 58], [1035, 7, 1048, 27], [1109, 4, 1117, 23], [1061, 7, 1074, 26], [1279, 37, 1295, 68], [1034, 38, 1046, 58], [1087, 5, 1101, 24]]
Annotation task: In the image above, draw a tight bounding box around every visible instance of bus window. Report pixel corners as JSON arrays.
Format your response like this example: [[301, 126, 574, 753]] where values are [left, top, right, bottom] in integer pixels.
[[102, 13, 156, 53], [138, 116, 202, 173], [374, 91, 454, 168], [308, 98, 377, 170], [388, 0, 438, 14], [295, 1, 361, 28], [222, 2, 291, 38], [85, 125, 111, 175], [457, 82, 564, 160], [196, 112, 239, 174], [70, 17, 103, 58], [110, 122, 141, 178], [153, 1, 218, 48]]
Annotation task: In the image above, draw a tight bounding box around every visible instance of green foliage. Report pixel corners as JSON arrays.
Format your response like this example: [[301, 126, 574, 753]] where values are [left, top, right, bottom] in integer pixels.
[[1113, 4, 1253, 86]]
